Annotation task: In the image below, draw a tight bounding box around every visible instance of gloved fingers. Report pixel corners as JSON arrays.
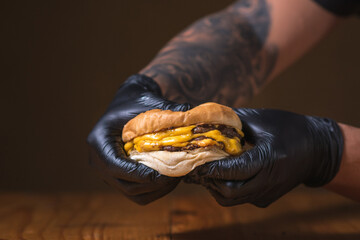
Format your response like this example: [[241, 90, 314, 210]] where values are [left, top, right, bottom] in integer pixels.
[[114, 74, 163, 99], [88, 140, 165, 184], [88, 106, 191, 183], [204, 178, 246, 199], [125, 179, 180, 205], [88, 119, 171, 183], [208, 188, 273, 208], [103, 174, 180, 197], [104, 93, 193, 132], [101, 104, 150, 128], [186, 143, 270, 182], [251, 198, 275, 208], [168, 102, 193, 112], [233, 108, 260, 120], [207, 188, 252, 207], [136, 92, 193, 112], [115, 176, 181, 196], [183, 173, 201, 185], [203, 177, 258, 206], [203, 164, 301, 208], [201, 171, 273, 207], [101, 175, 180, 205], [234, 109, 258, 145], [251, 181, 301, 208], [233, 108, 278, 146], [106, 74, 163, 112]]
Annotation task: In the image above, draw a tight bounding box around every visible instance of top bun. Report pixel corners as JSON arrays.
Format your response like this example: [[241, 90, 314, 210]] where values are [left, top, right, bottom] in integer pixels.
[[122, 102, 242, 142]]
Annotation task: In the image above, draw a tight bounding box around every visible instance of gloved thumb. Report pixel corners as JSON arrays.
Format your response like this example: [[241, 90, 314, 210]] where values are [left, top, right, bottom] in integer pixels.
[[136, 92, 193, 112]]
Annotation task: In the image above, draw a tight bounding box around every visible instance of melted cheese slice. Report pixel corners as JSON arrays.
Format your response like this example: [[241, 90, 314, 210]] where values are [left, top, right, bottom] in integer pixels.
[[124, 125, 244, 156]]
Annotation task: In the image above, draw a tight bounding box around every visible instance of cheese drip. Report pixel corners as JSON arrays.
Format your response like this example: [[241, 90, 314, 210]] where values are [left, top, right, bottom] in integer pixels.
[[124, 125, 244, 156]]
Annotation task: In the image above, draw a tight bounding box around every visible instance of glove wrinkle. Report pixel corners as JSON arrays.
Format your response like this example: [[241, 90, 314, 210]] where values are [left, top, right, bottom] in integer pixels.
[[126, 180, 181, 205], [137, 92, 193, 112], [207, 182, 253, 207], [123, 74, 163, 96], [304, 116, 344, 187]]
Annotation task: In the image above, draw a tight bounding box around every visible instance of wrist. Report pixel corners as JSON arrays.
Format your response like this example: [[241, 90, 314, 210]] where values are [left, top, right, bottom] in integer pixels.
[[304, 116, 344, 187], [325, 124, 360, 201]]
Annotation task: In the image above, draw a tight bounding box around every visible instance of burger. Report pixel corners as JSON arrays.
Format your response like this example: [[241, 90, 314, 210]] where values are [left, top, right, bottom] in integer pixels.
[[122, 102, 245, 177]]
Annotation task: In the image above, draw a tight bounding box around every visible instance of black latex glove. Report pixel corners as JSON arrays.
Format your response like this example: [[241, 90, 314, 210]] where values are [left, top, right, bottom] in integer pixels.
[[87, 74, 192, 205], [185, 108, 343, 207]]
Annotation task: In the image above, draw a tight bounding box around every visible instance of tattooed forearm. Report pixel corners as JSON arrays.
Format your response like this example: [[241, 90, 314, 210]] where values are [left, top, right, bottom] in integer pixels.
[[140, 0, 277, 107]]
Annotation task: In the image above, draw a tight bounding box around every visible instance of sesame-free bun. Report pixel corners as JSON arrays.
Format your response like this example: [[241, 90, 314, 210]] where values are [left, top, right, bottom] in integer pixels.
[[129, 147, 229, 177], [122, 102, 242, 142]]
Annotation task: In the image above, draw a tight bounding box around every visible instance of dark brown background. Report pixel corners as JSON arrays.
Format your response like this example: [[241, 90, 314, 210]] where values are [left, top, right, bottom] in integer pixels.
[[1, 0, 359, 191]]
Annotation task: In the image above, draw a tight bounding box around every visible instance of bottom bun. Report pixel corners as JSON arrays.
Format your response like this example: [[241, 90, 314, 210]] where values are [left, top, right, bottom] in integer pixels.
[[129, 147, 229, 177]]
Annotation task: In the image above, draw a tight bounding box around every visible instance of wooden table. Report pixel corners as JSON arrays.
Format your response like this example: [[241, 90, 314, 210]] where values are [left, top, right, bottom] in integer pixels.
[[0, 184, 359, 240]]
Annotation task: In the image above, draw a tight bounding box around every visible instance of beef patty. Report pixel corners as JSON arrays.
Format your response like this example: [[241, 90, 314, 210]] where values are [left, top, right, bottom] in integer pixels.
[[160, 124, 244, 152]]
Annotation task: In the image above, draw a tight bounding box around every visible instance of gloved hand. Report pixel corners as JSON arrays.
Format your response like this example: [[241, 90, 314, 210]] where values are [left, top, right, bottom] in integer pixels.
[[185, 108, 343, 207], [87, 74, 192, 205]]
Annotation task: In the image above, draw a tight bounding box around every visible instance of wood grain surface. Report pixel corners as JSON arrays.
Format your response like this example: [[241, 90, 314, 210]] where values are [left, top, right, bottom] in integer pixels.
[[0, 184, 359, 240]]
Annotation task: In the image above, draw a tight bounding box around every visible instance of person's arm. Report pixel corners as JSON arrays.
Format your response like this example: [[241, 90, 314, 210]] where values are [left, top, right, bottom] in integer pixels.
[[140, 0, 340, 107], [325, 124, 360, 201]]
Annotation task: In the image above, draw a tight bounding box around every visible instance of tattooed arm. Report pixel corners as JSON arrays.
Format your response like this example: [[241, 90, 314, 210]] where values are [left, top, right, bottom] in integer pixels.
[[140, 0, 340, 107]]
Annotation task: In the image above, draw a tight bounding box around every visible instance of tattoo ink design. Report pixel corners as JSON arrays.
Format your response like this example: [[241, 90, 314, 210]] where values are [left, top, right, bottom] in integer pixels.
[[141, 0, 278, 107]]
